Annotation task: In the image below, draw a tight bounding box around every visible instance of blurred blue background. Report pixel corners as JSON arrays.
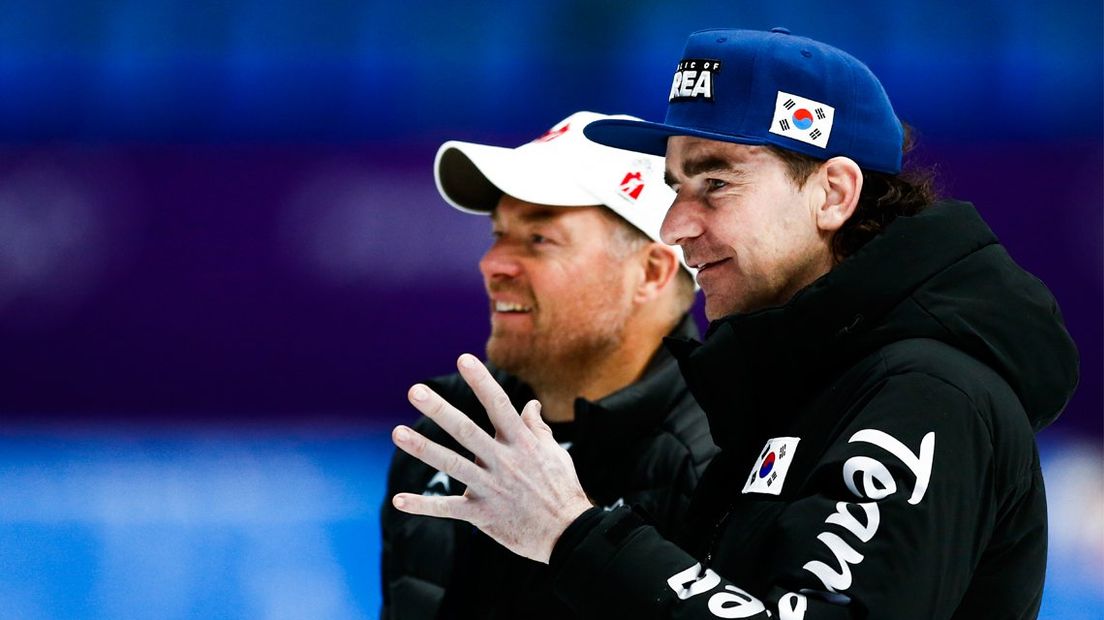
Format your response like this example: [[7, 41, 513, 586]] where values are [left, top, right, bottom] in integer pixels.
[[0, 1, 1100, 618]]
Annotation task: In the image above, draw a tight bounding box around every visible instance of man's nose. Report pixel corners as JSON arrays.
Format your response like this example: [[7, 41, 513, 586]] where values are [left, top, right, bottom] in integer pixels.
[[479, 243, 523, 280], [660, 191, 704, 247]]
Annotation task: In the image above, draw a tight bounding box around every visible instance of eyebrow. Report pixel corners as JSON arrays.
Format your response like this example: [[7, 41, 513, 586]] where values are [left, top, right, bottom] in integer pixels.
[[491, 206, 562, 225], [684, 155, 743, 178]]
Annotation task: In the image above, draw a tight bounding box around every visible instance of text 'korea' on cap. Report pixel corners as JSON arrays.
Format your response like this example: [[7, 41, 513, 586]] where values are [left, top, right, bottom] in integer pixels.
[[585, 28, 905, 174]]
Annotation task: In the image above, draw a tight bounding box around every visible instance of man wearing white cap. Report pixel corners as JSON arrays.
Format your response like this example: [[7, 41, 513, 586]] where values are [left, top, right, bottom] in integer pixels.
[[380, 112, 716, 619]]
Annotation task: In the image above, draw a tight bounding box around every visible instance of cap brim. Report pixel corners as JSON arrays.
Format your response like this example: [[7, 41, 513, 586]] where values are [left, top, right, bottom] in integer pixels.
[[434, 140, 599, 214], [583, 118, 769, 157]]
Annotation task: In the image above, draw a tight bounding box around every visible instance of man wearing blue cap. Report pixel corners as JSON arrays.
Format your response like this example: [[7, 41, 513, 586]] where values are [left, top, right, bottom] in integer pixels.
[[389, 29, 1079, 618]]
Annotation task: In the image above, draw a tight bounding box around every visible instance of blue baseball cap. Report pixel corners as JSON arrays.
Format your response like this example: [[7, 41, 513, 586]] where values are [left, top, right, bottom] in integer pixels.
[[584, 28, 905, 174]]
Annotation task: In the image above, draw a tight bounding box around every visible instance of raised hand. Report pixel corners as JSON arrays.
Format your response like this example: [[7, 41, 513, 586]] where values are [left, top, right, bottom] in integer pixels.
[[391, 353, 594, 563]]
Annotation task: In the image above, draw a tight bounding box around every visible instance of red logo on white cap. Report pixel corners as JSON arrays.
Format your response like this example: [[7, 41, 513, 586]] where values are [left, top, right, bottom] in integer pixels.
[[532, 123, 570, 143], [620, 171, 645, 201]]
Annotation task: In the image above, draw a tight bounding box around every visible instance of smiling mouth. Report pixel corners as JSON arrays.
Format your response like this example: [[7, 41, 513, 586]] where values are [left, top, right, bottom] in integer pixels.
[[692, 258, 731, 273], [492, 301, 533, 314]]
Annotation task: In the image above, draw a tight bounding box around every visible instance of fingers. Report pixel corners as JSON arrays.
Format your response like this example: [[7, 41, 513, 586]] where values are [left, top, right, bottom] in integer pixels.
[[392, 425, 488, 490], [519, 400, 553, 440], [392, 492, 474, 522], [456, 354, 528, 443], [408, 383, 496, 458]]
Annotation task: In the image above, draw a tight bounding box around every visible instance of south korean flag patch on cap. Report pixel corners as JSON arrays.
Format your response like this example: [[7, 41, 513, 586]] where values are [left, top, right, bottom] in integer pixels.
[[769, 91, 835, 149], [743, 437, 800, 496]]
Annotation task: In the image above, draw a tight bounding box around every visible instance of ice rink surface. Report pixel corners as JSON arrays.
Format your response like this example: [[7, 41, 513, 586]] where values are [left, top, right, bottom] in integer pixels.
[[0, 426, 1098, 619]]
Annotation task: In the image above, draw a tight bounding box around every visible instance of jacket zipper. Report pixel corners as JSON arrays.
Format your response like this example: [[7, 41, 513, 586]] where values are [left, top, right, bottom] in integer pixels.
[[698, 503, 735, 577]]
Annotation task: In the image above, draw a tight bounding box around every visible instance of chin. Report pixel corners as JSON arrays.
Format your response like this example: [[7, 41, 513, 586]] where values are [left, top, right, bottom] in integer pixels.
[[704, 297, 740, 321], [486, 339, 530, 373], [705, 284, 777, 318]]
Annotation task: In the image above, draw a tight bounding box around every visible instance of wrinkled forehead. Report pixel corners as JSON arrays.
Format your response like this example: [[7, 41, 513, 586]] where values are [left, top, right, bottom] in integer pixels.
[[665, 136, 773, 174]]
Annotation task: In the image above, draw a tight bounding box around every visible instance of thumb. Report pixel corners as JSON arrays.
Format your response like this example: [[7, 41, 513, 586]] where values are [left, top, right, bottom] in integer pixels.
[[519, 400, 552, 439]]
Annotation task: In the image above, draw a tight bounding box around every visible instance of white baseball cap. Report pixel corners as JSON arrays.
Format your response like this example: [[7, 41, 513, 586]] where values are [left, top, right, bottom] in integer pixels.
[[434, 111, 693, 276]]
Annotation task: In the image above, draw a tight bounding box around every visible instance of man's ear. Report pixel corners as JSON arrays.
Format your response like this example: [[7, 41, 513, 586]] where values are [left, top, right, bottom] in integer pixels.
[[815, 156, 863, 233], [634, 243, 680, 304]]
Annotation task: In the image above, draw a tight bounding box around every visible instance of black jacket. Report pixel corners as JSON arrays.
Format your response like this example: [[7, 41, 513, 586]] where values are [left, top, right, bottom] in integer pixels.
[[381, 315, 718, 619], [548, 201, 1079, 619]]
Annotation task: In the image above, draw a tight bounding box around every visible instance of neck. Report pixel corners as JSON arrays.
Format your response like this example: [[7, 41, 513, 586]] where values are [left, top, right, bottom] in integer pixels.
[[528, 321, 669, 423]]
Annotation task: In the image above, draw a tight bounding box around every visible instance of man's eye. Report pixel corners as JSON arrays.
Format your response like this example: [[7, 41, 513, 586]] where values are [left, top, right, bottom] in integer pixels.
[[706, 178, 728, 191], [530, 234, 548, 245]]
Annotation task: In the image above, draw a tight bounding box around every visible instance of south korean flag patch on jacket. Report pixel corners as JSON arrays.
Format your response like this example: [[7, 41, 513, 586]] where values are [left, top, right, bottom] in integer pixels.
[[769, 91, 835, 148], [743, 437, 800, 496]]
